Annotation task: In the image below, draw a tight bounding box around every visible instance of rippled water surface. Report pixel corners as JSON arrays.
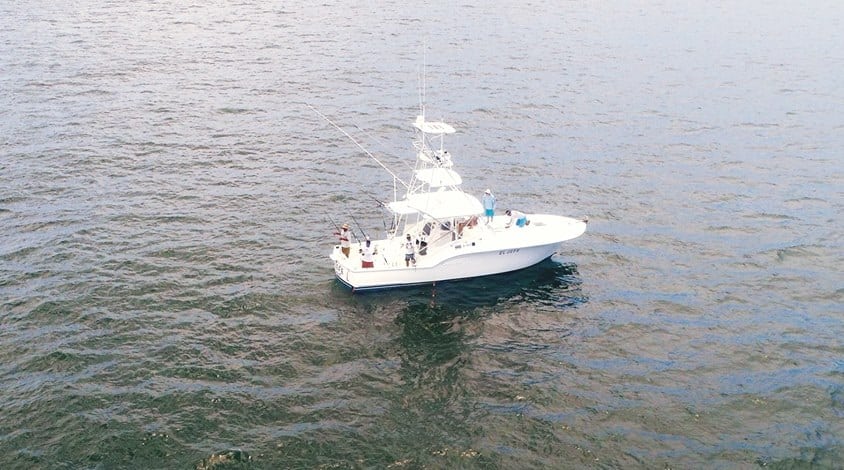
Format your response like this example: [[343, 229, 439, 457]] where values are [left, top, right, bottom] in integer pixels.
[[1, 1, 843, 468]]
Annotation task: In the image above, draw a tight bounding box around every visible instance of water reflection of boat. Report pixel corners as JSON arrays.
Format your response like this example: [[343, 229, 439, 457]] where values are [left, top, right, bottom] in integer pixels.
[[317, 104, 587, 292]]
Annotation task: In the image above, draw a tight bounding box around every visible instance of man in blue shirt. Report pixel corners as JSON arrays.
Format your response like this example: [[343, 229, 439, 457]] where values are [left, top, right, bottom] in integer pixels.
[[482, 189, 496, 224]]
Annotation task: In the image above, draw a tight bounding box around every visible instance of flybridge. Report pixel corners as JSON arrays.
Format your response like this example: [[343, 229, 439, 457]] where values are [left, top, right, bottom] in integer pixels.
[[388, 190, 484, 219], [413, 115, 455, 134], [413, 168, 462, 187]]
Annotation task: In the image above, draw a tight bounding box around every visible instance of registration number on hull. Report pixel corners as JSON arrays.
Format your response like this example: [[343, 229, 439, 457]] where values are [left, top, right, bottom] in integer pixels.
[[335, 260, 345, 278], [498, 249, 520, 255]]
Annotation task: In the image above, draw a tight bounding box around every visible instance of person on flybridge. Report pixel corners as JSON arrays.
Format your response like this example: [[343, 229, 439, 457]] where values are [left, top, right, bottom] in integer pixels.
[[434, 150, 452, 166]]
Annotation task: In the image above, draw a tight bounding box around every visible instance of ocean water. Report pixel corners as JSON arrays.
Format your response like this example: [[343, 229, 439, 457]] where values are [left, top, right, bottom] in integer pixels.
[[1, 1, 842, 468]]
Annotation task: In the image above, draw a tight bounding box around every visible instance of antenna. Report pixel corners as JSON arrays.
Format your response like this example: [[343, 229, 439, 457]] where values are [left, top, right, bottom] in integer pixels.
[[420, 38, 427, 119], [417, 67, 423, 116]]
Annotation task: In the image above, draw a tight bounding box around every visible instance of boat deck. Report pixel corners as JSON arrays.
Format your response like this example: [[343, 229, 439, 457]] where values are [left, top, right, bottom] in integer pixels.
[[331, 214, 585, 273]]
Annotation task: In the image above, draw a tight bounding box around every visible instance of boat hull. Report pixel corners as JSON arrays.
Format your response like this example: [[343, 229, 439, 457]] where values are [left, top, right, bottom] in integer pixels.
[[334, 243, 559, 291], [331, 215, 586, 291]]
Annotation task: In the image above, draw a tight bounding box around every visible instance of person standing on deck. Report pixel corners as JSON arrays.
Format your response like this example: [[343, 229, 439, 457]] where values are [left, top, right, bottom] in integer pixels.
[[482, 189, 496, 224], [404, 234, 416, 267], [334, 223, 351, 257], [360, 237, 376, 268]]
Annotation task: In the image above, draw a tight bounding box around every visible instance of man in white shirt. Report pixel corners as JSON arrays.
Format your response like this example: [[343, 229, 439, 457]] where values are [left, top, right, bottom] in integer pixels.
[[505, 209, 529, 228], [360, 237, 376, 268], [335, 223, 351, 257], [404, 234, 416, 267]]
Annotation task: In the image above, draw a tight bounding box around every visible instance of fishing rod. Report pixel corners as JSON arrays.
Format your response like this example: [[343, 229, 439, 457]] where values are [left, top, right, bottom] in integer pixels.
[[365, 194, 395, 237], [381, 215, 389, 238], [306, 104, 409, 190], [349, 213, 368, 241], [326, 215, 340, 234], [368, 194, 387, 208], [328, 214, 358, 243]]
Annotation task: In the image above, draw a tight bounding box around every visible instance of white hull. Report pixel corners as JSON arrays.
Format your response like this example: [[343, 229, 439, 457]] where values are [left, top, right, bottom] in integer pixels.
[[330, 214, 586, 291]]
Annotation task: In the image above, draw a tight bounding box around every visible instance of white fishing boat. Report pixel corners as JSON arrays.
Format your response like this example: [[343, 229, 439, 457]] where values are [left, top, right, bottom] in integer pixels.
[[320, 107, 587, 292]]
